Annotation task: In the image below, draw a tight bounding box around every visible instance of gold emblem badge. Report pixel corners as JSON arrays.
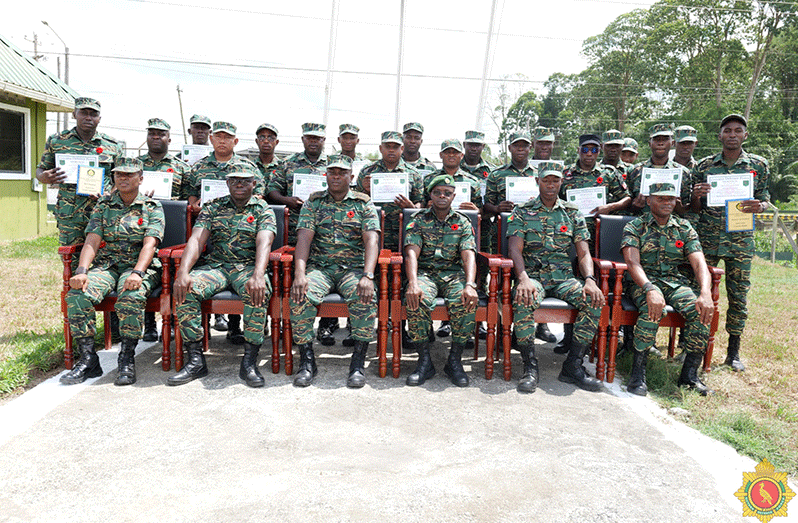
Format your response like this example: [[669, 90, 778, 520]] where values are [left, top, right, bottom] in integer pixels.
[[734, 458, 795, 522]]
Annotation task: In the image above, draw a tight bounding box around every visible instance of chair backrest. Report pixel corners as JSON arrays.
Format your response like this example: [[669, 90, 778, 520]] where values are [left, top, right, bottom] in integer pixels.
[[399, 208, 480, 252], [499, 211, 576, 261], [160, 200, 190, 248], [270, 205, 287, 250], [596, 214, 637, 262]]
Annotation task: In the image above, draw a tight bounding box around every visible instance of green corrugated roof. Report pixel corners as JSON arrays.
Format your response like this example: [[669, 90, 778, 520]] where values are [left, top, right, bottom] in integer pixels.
[[0, 33, 78, 112]]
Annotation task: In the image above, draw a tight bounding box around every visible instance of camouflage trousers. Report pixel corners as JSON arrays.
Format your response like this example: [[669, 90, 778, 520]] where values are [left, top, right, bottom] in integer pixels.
[[628, 280, 708, 354], [704, 254, 751, 336], [513, 278, 601, 346], [405, 270, 475, 345], [290, 266, 376, 345], [287, 211, 299, 246], [66, 266, 160, 339], [176, 265, 270, 345]]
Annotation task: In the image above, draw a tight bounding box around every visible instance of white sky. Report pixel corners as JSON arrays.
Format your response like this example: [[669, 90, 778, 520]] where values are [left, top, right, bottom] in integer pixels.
[[5, 0, 656, 160]]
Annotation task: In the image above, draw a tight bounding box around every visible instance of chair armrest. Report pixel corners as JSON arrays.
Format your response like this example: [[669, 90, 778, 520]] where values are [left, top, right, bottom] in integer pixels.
[[708, 265, 725, 277], [170, 247, 186, 259], [158, 243, 185, 259], [58, 244, 83, 256], [270, 245, 293, 263]]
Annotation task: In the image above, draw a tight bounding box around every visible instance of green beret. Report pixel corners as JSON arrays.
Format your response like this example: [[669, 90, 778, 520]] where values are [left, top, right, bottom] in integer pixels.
[[509, 131, 532, 144], [674, 126, 697, 143], [440, 139, 464, 153], [536, 161, 564, 178], [327, 154, 353, 170], [648, 182, 678, 197], [403, 122, 424, 134], [302, 122, 326, 137], [212, 121, 237, 136], [533, 127, 555, 141], [338, 123, 359, 136], [146, 118, 170, 131], [426, 174, 456, 193], [381, 131, 403, 144], [464, 130, 485, 144], [256, 123, 278, 136], [649, 123, 674, 138], [112, 157, 143, 173], [74, 97, 101, 112], [189, 114, 212, 127], [622, 138, 639, 152], [602, 129, 624, 145]]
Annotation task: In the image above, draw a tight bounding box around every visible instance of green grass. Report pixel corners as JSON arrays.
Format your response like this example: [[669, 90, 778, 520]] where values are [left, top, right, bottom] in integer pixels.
[[0, 331, 64, 395], [0, 235, 59, 259]]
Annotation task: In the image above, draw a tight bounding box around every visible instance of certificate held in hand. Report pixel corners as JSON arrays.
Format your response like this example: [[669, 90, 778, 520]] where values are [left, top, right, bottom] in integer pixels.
[[725, 199, 755, 232], [76, 165, 105, 196]]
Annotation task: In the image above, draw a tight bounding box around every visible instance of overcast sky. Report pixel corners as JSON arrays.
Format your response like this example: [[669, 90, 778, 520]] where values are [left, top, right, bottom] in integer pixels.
[[5, 0, 655, 160]]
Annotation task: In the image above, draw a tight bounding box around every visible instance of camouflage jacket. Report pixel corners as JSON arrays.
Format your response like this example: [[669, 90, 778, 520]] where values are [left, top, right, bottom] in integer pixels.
[[459, 158, 494, 183], [621, 211, 702, 289], [298, 189, 380, 270], [266, 151, 327, 200], [195, 196, 277, 271], [507, 197, 588, 285], [485, 162, 536, 207], [602, 159, 634, 178], [356, 158, 424, 206], [626, 158, 690, 215], [402, 155, 437, 175], [692, 149, 770, 257], [137, 152, 191, 199], [404, 207, 476, 273], [184, 152, 262, 201], [255, 155, 285, 195], [560, 161, 630, 208], [86, 192, 165, 271], [422, 167, 482, 210]]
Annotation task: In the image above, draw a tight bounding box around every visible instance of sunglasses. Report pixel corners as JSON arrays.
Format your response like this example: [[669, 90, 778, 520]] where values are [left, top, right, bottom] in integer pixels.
[[581, 146, 599, 154]]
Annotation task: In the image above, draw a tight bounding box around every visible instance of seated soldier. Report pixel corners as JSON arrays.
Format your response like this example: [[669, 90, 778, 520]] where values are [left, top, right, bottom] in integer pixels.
[[290, 155, 381, 389], [507, 162, 605, 393], [62, 158, 165, 386], [169, 167, 277, 387], [621, 182, 715, 396], [404, 174, 479, 387]]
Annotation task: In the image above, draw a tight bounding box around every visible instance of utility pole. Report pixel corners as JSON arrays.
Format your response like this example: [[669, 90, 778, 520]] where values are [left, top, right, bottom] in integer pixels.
[[475, 0, 499, 131], [42, 21, 69, 132], [322, 0, 340, 127], [176, 85, 187, 144], [56, 56, 61, 132], [25, 33, 44, 61], [394, 0, 406, 130]]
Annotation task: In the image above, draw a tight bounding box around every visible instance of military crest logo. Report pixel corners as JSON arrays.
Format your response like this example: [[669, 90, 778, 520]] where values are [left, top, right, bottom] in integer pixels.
[[734, 458, 795, 522]]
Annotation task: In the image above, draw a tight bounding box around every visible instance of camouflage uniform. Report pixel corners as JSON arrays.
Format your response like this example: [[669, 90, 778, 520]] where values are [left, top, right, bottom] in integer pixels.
[[403, 156, 437, 174], [267, 151, 327, 244], [255, 155, 285, 194], [485, 161, 537, 252], [183, 152, 263, 202], [137, 152, 191, 199], [175, 196, 277, 345], [621, 212, 708, 354], [422, 167, 482, 211], [38, 127, 123, 246], [459, 157, 494, 184], [289, 190, 380, 344], [404, 207, 477, 345], [692, 149, 770, 336], [356, 159, 423, 251], [66, 192, 164, 339], [507, 197, 601, 346], [626, 159, 690, 215]]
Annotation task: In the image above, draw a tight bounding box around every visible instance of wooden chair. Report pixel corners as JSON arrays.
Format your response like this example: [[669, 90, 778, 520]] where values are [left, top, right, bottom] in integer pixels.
[[492, 212, 613, 382], [59, 199, 191, 371], [380, 208, 499, 379], [594, 214, 724, 382], [172, 205, 288, 373]]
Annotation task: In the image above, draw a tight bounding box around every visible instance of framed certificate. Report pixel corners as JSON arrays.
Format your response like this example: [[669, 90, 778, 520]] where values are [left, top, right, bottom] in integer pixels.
[[566, 186, 607, 217], [76, 165, 105, 196], [370, 173, 409, 203], [725, 199, 755, 232], [640, 167, 683, 196], [707, 173, 754, 207], [55, 153, 99, 184]]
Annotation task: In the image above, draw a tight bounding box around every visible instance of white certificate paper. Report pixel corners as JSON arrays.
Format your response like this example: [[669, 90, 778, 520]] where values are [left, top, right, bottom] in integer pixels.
[[292, 173, 328, 200], [141, 171, 174, 199], [707, 173, 754, 207], [451, 182, 472, 208], [505, 176, 539, 204], [182, 145, 213, 165], [55, 153, 99, 184], [566, 186, 607, 217], [200, 179, 229, 206], [76, 165, 105, 196], [370, 173, 409, 203], [640, 167, 683, 196]]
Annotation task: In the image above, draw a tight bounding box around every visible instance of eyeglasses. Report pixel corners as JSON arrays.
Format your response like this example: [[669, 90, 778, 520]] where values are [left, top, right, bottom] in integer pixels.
[[431, 190, 454, 198], [227, 178, 253, 186], [256, 135, 277, 143], [581, 146, 599, 154]]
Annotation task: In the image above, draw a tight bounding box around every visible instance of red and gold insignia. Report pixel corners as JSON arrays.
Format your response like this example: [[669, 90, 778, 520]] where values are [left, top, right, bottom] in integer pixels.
[[675, 240, 684, 248], [734, 458, 795, 522], [96, 147, 103, 154], [246, 215, 254, 223]]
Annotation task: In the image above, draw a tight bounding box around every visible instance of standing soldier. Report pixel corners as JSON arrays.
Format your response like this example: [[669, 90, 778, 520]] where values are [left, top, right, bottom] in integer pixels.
[[423, 139, 481, 212], [169, 167, 277, 387], [338, 124, 364, 161], [621, 138, 639, 166], [187, 114, 212, 149], [289, 155, 381, 389], [507, 162, 605, 393], [404, 174, 479, 387], [601, 129, 634, 179], [621, 182, 715, 396], [691, 114, 770, 372], [673, 126, 698, 170], [460, 130, 494, 182], [401, 122, 437, 174], [484, 131, 536, 219], [254, 123, 284, 195], [627, 124, 690, 217]]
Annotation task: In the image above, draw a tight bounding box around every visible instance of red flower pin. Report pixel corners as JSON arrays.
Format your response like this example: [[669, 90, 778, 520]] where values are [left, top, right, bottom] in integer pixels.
[[96, 147, 103, 154], [347, 210, 355, 218], [560, 225, 568, 232], [596, 177, 604, 184], [166, 168, 174, 173], [675, 240, 684, 248], [246, 215, 254, 223], [451, 224, 459, 231], [137, 218, 143, 226], [750, 169, 757, 177], [622, 173, 627, 180]]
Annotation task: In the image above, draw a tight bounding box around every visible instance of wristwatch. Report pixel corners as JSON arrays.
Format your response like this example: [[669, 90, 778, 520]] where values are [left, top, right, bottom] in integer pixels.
[[465, 282, 478, 289], [584, 275, 597, 283], [642, 282, 656, 293], [131, 269, 146, 278], [363, 272, 375, 280], [75, 266, 88, 275]]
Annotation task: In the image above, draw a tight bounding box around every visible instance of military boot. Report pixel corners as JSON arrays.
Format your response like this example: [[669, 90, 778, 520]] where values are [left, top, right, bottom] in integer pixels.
[[114, 338, 137, 386], [516, 345, 539, 394], [167, 341, 208, 386], [443, 342, 469, 387], [535, 323, 557, 343], [142, 312, 158, 342], [558, 341, 602, 392], [678, 351, 713, 396], [60, 337, 103, 385], [240, 342, 265, 388], [342, 319, 355, 347], [226, 315, 245, 345], [554, 323, 573, 354], [109, 311, 121, 344], [436, 320, 452, 337], [626, 349, 648, 396], [724, 334, 745, 372], [213, 314, 228, 331], [347, 340, 369, 388], [406, 342, 435, 386], [293, 342, 317, 387]]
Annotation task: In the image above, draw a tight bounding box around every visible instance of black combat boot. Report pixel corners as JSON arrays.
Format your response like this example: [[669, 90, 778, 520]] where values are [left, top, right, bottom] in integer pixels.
[[347, 340, 369, 388], [109, 311, 121, 344], [436, 320, 452, 337], [517, 345, 539, 394], [406, 342, 435, 386], [226, 315, 245, 345], [626, 349, 648, 396], [724, 334, 745, 372], [554, 323, 573, 354], [167, 341, 208, 386], [115, 338, 137, 386], [342, 319, 355, 347], [213, 314, 228, 331], [678, 351, 713, 396], [60, 337, 103, 385], [478, 322, 488, 340], [293, 342, 317, 387], [443, 342, 469, 387], [240, 342, 265, 388], [535, 323, 557, 343], [142, 312, 158, 342], [558, 341, 602, 392]]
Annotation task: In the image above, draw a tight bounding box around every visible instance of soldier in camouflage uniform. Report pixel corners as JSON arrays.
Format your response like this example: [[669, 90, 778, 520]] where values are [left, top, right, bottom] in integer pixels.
[[404, 174, 479, 387], [267, 122, 328, 246], [601, 129, 634, 179], [254, 123, 285, 192], [621, 138, 639, 165], [673, 125, 700, 227], [61, 158, 164, 386], [507, 162, 605, 394], [627, 124, 690, 217], [290, 155, 381, 389], [187, 114, 212, 148], [621, 182, 716, 396], [169, 167, 277, 388], [484, 131, 536, 219], [460, 130, 494, 182], [338, 124, 365, 161], [690, 114, 771, 372], [401, 122, 437, 174]]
